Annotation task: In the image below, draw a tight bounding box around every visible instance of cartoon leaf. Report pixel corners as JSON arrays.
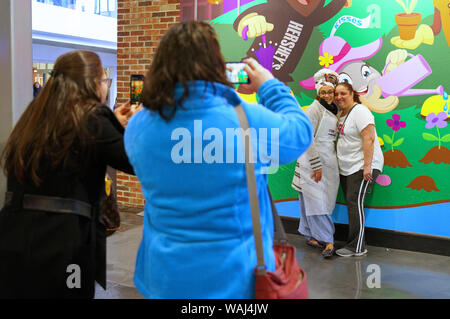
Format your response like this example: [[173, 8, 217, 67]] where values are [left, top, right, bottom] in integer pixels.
[[422, 133, 438, 141], [441, 134, 450, 143], [395, 0, 407, 13], [408, 0, 418, 14], [383, 134, 393, 144], [392, 137, 404, 147]]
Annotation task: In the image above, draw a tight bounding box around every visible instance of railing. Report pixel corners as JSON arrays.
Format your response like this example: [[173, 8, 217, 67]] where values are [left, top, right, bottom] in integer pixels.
[[33, 0, 117, 18]]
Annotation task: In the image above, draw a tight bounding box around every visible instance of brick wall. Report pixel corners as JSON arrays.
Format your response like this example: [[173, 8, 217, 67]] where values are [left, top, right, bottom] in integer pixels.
[[116, 0, 180, 207]]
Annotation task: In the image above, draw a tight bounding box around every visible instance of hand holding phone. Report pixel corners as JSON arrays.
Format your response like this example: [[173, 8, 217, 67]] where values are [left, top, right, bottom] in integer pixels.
[[130, 74, 144, 105], [226, 62, 250, 84], [237, 58, 274, 94], [114, 101, 132, 127]]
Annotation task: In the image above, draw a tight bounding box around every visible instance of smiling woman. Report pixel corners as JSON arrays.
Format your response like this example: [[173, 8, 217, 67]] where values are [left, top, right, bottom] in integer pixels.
[[334, 82, 384, 257], [291, 69, 340, 258]]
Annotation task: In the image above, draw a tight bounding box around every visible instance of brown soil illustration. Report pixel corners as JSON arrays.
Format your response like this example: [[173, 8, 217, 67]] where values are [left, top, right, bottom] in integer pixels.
[[419, 146, 450, 164], [383, 149, 412, 168], [407, 175, 440, 192]]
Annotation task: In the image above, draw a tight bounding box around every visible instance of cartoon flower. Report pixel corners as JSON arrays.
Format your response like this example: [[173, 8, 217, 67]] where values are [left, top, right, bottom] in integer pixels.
[[318, 52, 334, 68], [423, 111, 450, 150], [384, 114, 407, 152], [386, 114, 407, 131], [425, 112, 448, 129]]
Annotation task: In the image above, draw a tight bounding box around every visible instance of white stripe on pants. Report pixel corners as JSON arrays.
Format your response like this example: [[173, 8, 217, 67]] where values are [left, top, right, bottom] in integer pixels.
[[356, 179, 370, 253]]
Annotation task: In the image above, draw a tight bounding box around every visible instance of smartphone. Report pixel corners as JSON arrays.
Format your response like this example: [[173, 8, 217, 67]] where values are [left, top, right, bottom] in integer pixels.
[[130, 74, 144, 104], [225, 62, 250, 84]]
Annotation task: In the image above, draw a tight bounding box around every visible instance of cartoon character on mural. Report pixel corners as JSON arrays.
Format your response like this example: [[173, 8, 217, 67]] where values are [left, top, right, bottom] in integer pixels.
[[300, 35, 444, 113], [233, 0, 349, 82]]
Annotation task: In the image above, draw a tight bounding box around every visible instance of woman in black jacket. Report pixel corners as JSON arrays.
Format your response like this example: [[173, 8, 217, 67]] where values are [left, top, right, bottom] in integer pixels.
[[0, 50, 134, 298]]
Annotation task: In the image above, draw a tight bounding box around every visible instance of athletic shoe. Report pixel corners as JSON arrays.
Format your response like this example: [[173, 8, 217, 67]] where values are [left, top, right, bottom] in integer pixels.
[[336, 248, 368, 257], [354, 249, 368, 256]]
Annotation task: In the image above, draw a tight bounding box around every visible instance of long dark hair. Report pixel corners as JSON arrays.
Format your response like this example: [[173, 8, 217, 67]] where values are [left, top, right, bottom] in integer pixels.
[[335, 82, 362, 104], [1, 50, 105, 186], [141, 21, 233, 121]]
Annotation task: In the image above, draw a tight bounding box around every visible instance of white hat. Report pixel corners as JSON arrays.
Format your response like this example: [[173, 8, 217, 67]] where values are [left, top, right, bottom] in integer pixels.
[[315, 80, 335, 94], [314, 68, 339, 94], [314, 68, 338, 82]]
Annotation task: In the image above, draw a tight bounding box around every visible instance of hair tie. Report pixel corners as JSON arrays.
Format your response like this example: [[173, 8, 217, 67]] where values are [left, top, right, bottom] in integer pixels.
[[50, 70, 59, 77]]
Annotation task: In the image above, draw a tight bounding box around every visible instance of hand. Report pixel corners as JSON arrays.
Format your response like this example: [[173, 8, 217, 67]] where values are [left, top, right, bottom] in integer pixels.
[[238, 13, 274, 39], [114, 100, 132, 127], [385, 49, 407, 74], [131, 103, 144, 115], [360, 84, 399, 113], [311, 168, 322, 183], [238, 58, 274, 94], [363, 166, 373, 182]]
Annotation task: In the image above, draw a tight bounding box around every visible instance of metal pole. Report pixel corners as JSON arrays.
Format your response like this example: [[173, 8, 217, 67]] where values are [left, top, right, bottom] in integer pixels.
[[237, 0, 240, 16], [194, 0, 198, 20]]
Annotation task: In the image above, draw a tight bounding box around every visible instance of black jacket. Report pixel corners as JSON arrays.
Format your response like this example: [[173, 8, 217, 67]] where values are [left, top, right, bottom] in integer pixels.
[[0, 105, 134, 298]]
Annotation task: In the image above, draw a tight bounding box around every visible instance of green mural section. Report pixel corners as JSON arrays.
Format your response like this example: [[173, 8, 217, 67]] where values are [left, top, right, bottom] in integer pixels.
[[268, 103, 450, 207], [209, 0, 450, 208]]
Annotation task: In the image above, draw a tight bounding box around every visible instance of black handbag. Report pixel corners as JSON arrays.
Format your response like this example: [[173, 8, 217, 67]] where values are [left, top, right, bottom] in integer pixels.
[[99, 174, 121, 236]]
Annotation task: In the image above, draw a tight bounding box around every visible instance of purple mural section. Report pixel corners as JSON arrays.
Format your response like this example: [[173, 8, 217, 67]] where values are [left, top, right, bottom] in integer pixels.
[[223, 0, 255, 13]]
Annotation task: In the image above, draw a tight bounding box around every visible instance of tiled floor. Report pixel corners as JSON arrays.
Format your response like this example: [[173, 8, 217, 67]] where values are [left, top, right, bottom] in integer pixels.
[[95, 207, 450, 299]]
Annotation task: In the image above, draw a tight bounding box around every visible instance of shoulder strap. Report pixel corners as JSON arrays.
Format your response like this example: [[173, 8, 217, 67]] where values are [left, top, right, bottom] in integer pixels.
[[234, 104, 288, 276], [336, 103, 357, 141]]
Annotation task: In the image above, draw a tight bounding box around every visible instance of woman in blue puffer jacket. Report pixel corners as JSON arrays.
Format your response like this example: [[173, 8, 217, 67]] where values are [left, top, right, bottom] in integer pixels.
[[124, 21, 313, 299]]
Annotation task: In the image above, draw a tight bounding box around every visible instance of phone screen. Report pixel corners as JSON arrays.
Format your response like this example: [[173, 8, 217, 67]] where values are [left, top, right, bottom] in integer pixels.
[[130, 75, 144, 104], [225, 63, 250, 84]]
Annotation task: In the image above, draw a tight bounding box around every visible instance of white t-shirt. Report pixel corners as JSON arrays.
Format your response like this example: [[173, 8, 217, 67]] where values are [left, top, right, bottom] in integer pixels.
[[336, 104, 384, 176]]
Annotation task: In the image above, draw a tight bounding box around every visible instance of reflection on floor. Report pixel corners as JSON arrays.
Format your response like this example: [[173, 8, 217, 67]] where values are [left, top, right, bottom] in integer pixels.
[[95, 207, 450, 299]]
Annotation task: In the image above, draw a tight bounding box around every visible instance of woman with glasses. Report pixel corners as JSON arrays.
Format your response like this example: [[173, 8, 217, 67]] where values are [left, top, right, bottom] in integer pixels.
[[292, 69, 340, 258], [0, 50, 134, 298]]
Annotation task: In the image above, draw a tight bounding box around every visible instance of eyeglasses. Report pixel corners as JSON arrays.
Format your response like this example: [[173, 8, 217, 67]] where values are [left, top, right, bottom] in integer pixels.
[[319, 90, 334, 96], [100, 78, 112, 88]]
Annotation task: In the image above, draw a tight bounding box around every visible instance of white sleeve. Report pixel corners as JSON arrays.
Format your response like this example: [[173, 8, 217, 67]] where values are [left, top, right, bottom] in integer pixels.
[[303, 102, 322, 170], [354, 104, 375, 133]]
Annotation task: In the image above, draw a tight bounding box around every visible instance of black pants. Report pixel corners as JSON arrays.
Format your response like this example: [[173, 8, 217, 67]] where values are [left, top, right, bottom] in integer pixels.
[[339, 169, 380, 253]]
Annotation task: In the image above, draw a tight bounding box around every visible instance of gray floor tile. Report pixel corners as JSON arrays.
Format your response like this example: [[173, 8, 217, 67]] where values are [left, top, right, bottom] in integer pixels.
[[96, 212, 450, 299]]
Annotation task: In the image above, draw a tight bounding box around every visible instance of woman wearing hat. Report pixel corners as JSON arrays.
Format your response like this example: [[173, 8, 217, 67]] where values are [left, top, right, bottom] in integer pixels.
[[292, 69, 340, 258]]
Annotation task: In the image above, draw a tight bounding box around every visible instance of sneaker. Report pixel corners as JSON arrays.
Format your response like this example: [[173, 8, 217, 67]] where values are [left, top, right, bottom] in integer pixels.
[[354, 249, 368, 256], [336, 248, 368, 257]]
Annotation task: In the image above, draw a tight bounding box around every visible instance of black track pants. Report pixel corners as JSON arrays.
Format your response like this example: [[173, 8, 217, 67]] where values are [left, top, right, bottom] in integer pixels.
[[339, 169, 381, 253]]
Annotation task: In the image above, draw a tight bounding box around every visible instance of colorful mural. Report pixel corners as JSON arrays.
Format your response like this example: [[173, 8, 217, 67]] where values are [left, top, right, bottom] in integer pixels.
[[181, 0, 450, 237]]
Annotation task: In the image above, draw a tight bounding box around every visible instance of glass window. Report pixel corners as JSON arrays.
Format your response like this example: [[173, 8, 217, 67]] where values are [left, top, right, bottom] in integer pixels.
[[33, 0, 117, 18]]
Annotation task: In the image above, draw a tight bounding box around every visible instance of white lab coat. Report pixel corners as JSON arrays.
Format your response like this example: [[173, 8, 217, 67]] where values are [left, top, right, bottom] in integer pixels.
[[292, 100, 340, 216]]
